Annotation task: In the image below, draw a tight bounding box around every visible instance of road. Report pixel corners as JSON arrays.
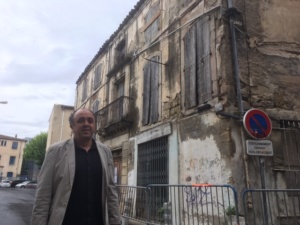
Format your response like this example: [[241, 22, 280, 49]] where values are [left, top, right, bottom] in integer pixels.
[[0, 188, 36, 225]]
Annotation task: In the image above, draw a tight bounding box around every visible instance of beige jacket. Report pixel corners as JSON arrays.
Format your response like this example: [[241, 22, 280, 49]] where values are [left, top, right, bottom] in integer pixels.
[[31, 139, 121, 225]]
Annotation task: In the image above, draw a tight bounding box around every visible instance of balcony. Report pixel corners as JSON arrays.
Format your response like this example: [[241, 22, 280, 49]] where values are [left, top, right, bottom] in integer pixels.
[[96, 96, 134, 137]]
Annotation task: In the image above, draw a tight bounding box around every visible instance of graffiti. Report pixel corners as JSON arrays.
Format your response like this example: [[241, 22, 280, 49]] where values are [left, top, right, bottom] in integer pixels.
[[184, 187, 223, 207]]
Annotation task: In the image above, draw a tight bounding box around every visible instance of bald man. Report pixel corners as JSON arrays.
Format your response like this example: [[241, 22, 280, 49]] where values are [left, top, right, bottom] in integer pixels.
[[31, 108, 121, 225]]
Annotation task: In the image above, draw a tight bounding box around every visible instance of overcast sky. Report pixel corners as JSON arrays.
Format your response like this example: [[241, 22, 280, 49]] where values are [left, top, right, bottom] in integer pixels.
[[0, 0, 138, 139]]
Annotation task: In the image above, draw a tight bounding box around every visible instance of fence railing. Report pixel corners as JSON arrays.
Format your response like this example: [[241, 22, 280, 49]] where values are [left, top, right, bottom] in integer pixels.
[[243, 189, 300, 225], [117, 184, 240, 225], [117, 185, 148, 223]]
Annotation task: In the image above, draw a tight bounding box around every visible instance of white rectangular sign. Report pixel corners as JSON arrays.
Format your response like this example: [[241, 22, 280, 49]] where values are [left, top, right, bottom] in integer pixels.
[[246, 140, 273, 156]]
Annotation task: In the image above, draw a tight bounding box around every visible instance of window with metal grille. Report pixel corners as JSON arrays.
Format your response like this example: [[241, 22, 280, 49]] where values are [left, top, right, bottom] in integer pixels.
[[280, 120, 300, 189], [137, 136, 169, 186], [137, 136, 169, 221]]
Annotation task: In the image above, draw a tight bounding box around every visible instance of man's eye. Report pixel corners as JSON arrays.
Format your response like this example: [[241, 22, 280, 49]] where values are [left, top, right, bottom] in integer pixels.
[[87, 119, 94, 123]]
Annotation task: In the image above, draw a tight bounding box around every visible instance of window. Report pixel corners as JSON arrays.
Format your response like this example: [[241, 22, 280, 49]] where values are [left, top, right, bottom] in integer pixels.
[[137, 136, 168, 186], [142, 56, 160, 125], [0, 140, 6, 146], [92, 99, 100, 113], [82, 78, 88, 101], [144, 1, 160, 43], [112, 150, 122, 185], [115, 40, 126, 64], [183, 16, 212, 109], [9, 156, 16, 165], [93, 64, 102, 90], [12, 141, 18, 149], [7, 172, 13, 178]]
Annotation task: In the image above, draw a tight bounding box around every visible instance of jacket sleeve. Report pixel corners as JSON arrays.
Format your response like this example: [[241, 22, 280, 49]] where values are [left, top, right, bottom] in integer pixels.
[[105, 147, 122, 225], [31, 145, 58, 225]]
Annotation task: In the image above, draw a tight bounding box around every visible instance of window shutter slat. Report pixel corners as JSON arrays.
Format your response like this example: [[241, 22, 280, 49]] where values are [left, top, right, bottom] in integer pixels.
[[184, 26, 197, 109], [197, 17, 211, 103], [150, 56, 159, 124], [142, 62, 151, 125]]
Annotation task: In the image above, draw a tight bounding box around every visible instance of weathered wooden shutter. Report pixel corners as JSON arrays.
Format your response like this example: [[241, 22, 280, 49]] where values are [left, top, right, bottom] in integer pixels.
[[196, 17, 211, 104], [144, 1, 160, 43], [149, 56, 159, 124], [82, 79, 87, 101], [93, 100, 99, 113], [142, 62, 151, 125], [183, 26, 197, 109]]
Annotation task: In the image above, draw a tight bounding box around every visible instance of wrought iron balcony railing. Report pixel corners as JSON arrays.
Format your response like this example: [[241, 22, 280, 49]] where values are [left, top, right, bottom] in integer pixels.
[[96, 96, 133, 136]]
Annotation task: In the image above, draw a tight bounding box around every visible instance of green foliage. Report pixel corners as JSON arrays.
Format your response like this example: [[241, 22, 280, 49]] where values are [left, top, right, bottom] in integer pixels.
[[225, 206, 236, 216], [23, 132, 47, 166]]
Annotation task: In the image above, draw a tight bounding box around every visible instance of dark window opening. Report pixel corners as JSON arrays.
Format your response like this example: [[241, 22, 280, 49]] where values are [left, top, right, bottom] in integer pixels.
[[115, 39, 126, 63], [9, 156, 16, 165], [12, 141, 18, 149]]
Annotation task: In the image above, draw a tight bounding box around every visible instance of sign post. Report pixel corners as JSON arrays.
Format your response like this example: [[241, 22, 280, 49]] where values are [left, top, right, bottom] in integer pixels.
[[243, 109, 273, 225]]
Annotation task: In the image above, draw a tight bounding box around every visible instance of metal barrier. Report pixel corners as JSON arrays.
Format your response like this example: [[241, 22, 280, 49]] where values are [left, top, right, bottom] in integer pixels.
[[117, 185, 148, 223], [243, 189, 300, 225], [146, 184, 239, 225]]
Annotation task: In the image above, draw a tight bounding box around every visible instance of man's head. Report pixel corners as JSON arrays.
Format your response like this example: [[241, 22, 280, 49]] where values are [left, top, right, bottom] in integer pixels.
[[69, 108, 96, 142]]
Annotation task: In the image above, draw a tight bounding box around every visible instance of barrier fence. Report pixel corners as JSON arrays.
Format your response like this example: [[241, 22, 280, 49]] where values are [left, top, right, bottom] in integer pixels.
[[243, 189, 300, 225], [117, 184, 239, 225]]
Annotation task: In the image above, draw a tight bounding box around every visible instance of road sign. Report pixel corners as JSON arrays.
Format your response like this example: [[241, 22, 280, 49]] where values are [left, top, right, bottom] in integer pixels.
[[243, 109, 272, 139], [246, 140, 273, 156]]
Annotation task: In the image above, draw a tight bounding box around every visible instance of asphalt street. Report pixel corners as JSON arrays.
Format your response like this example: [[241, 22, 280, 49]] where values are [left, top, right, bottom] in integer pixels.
[[0, 188, 36, 225]]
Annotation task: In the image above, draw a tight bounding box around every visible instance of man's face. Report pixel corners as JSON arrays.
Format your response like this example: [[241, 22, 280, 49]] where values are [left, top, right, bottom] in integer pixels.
[[71, 109, 96, 142]]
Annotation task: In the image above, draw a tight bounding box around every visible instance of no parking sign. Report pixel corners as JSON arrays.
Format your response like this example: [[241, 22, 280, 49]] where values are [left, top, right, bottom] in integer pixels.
[[243, 109, 272, 139]]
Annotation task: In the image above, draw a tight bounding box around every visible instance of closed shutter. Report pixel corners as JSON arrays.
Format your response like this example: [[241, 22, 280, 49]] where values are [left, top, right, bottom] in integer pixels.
[[150, 56, 159, 124], [184, 26, 197, 109], [142, 62, 151, 125], [197, 17, 211, 103]]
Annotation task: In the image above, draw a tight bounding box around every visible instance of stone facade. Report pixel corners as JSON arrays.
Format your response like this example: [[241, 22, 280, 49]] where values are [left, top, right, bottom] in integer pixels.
[[74, 0, 300, 213], [46, 104, 74, 150]]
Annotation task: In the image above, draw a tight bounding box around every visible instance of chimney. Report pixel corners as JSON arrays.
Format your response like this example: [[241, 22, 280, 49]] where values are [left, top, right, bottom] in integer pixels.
[[15, 134, 17, 138]]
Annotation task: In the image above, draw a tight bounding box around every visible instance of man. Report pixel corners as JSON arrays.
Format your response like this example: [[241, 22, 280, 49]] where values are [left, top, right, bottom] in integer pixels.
[[31, 108, 121, 225]]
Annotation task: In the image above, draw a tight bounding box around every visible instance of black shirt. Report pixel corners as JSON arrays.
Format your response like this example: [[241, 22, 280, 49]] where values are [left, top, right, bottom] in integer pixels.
[[62, 140, 103, 225]]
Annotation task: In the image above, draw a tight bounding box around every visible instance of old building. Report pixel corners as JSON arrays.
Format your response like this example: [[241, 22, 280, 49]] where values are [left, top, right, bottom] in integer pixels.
[[74, 0, 300, 222], [46, 104, 74, 150], [0, 134, 26, 180]]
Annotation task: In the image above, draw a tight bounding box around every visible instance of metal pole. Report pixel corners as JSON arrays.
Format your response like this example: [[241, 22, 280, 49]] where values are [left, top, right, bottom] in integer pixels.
[[259, 157, 269, 225]]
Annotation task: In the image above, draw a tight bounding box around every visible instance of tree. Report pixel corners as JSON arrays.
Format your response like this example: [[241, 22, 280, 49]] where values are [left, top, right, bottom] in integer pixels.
[[23, 132, 47, 166]]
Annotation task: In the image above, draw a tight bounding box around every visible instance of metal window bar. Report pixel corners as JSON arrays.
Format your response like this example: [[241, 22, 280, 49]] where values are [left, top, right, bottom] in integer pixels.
[[243, 189, 300, 225], [96, 96, 133, 128]]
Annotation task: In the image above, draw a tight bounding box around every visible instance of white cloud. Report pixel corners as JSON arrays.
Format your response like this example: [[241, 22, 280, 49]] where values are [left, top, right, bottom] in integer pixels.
[[0, 0, 138, 138]]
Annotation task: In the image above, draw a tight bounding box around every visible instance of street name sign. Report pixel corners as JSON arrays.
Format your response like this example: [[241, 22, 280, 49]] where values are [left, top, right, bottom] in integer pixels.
[[246, 140, 273, 156]]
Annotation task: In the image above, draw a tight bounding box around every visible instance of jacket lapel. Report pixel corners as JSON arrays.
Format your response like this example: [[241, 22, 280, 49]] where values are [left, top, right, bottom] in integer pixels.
[[66, 139, 76, 186]]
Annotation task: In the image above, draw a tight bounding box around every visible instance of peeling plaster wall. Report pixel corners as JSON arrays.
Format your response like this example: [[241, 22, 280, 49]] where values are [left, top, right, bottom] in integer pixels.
[[180, 136, 231, 184], [178, 113, 234, 185]]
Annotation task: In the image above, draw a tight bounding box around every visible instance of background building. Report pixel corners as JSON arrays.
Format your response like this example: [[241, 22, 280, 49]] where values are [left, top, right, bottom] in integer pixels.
[[46, 104, 74, 150], [0, 134, 26, 180]]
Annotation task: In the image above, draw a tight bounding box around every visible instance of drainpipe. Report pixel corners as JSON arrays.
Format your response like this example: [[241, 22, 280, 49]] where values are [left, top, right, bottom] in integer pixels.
[[227, 0, 244, 115]]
